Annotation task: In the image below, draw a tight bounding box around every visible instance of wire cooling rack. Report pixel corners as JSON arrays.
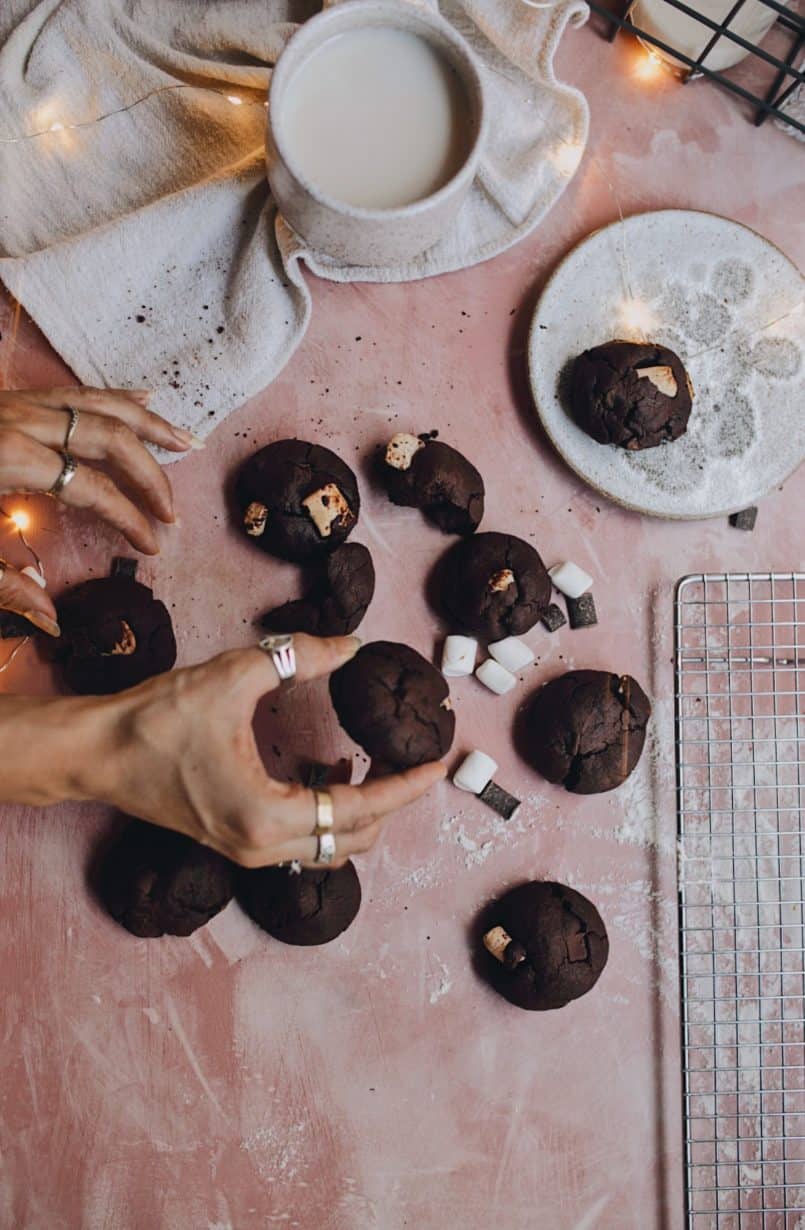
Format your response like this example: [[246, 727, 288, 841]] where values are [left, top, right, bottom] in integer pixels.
[[675, 572, 805, 1228]]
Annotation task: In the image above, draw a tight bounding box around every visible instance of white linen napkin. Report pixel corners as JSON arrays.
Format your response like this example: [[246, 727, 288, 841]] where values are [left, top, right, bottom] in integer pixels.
[[0, 0, 589, 451]]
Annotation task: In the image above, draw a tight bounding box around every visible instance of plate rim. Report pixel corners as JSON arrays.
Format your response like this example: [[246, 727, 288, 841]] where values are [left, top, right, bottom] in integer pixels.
[[527, 207, 805, 521]]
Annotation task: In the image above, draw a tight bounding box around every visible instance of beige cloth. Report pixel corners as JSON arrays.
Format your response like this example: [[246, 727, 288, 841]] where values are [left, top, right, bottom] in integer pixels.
[[0, 0, 589, 450]]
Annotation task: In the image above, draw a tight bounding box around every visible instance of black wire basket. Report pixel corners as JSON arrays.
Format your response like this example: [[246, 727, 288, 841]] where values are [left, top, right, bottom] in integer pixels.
[[587, 0, 805, 134]]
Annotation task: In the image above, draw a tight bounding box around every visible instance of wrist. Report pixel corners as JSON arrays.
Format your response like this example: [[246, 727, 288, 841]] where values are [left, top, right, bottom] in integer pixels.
[[59, 693, 129, 804]]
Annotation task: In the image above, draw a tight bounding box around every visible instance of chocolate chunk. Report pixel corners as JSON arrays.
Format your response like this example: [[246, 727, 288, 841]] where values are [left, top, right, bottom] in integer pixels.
[[567, 592, 597, 629], [478, 780, 521, 819], [540, 603, 567, 633], [329, 640, 455, 769], [571, 339, 693, 451], [99, 819, 234, 938], [306, 762, 331, 790], [237, 861, 361, 946], [729, 506, 758, 531], [380, 434, 484, 535], [56, 575, 176, 695], [480, 881, 609, 1010], [261, 542, 375, 637], [525, 669, 651, 794], [439, 532, 552, 641], [112, 557, 138, 578], [236, 439, 360, 562]]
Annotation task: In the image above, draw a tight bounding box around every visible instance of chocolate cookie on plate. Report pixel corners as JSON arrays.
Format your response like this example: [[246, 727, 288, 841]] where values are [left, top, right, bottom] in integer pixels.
[[571, 339, 693, 451]]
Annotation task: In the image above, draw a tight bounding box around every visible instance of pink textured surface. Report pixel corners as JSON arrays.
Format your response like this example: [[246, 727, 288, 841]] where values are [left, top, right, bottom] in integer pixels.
[[0, 23, 802, 1230]]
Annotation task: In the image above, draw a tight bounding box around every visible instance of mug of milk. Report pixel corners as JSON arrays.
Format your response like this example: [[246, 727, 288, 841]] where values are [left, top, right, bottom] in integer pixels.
[[267, 0, 487, 266]]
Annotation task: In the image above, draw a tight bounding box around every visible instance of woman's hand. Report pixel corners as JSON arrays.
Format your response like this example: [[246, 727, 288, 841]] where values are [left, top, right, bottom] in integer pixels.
[[82, 633, 446, 868], [0, 386, 199, 636]]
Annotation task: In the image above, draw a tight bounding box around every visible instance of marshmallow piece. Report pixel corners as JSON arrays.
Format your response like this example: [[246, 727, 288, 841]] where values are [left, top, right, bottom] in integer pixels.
[[548, 561, 593, 599], [453, 750, 498, 794], [476, 658, 517, 695], [441, 634, 478, 678], [488, 636, 534, 674], [21, 565, 46, 589]]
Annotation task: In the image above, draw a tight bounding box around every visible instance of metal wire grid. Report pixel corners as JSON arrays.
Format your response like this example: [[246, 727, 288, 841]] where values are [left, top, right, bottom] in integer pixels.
[[675, 573, 805, 1229]]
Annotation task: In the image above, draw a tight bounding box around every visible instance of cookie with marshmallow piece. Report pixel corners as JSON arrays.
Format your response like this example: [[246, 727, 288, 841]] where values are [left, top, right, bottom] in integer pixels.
[[571, 339, 693, 451], [379, 433, 484, 535], [439, 532, 551, 641]]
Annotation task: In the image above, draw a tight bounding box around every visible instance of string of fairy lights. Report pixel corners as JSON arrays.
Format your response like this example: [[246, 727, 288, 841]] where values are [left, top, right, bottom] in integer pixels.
[[0, 505, 44, 673]]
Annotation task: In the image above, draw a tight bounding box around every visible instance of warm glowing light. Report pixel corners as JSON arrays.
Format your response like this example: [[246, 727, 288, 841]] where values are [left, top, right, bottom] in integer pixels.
[[226, 95, 243, 106], [9, 510, 31, 532], [634, 50, 664, 81], [49, 121, 65, 132], [618, 297, 658, 336], [550, 141, 584, 177]]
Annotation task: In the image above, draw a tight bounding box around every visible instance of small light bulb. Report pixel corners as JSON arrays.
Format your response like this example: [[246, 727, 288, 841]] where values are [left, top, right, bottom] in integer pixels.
[[635, 50, 664, 81], [226, 95, 243, 106], [618, 297, 657, 336], [9, 510, 30, 532]]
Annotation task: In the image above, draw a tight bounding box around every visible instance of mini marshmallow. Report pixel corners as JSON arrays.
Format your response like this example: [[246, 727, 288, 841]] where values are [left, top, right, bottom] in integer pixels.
[[21, 565, 46, 589], [488, 636, 534, 674], [453, 750, 498, 794], [441, 634, 478, 678], [549, 561, 593, 599], [476, 658, 517, 695]]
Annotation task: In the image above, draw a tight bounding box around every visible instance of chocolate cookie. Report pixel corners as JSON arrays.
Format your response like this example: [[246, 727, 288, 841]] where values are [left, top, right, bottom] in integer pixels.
[[261, 542, 375, 637], [439, 532, 551, 640], [525, 669, 651, 793], [380, 433, 484, 535], [237, 862, 361, 946], [329, 641, 455, 769], [56, 575, 176, 695], [236, 439, 360, 562], [481, 880, 609, 1010], [571, 339, 693, 450], [99, 819, 234, 938]]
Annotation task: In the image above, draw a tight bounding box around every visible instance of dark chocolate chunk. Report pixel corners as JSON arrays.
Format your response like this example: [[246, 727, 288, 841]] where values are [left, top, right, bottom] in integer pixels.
[[571, 339, 693, 451], [330, 640, 454, 769], [112, 557, 138, 578], [480, 881, 609, 1010], [99, 819, 234, 938], [306, 762, 331, 790], [540, 602, 567, 633], [236, 439, 359, 562], [237, 862, 361, 946], [525, 669, 651, 794], [56, 575, 177, 695], [379, 434, 484, 535], [729, 506, 758, 531], [567, 592, 597, 629], [478, 780, 521, 819], [439, 531, 552, 641], [261, 542, 375, 637]]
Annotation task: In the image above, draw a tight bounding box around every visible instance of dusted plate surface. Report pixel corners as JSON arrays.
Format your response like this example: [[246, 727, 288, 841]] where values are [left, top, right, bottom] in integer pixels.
[[529, 210, 804, 519]]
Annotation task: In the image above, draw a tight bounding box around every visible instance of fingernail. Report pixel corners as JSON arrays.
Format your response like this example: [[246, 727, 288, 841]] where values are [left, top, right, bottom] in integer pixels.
[[24, 612, 60, 638], [170, 426, 205, 450]]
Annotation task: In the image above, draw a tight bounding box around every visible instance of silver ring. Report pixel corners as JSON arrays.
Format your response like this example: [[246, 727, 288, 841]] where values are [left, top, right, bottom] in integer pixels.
[[64, 406, 80, 450], [258, 633, 296, 689], [49, 451, 78, 497], [315, 832, 336, 866], [313, 789, 334, 836]]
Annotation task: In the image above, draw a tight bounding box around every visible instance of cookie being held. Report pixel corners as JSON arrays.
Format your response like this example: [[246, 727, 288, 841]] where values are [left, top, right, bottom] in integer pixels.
[[525, 669, 651, 793], [261, 542, 375, 637], [236, 439, 360, 562], [330, 641, 455, 769], [439, 531, 551, 640], [98, 819, 234, 938], [380, 433, 484, 535], [480, 880, 609, 1010], [56, 574, 176, 695], [571, 339, 693, 451], [238, 862, 361, 946]]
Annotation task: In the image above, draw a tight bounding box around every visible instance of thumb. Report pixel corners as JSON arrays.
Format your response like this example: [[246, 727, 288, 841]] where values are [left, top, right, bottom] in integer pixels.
[[0, 563, 60, 637], [240, 632, 362, 697]]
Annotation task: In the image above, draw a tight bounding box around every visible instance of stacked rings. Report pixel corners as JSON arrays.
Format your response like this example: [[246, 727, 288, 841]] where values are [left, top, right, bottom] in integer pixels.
[[313, 788, 336, 865], [49, 451, 78, 497]]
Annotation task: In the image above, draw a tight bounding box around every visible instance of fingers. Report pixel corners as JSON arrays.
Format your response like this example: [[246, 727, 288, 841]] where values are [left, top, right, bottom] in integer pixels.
[[0, 560, 59, 637], [239, 632, 362, 697], [0, 428, 159, 554], [0, 404, 174, 523], [5, 387, 199, 453]]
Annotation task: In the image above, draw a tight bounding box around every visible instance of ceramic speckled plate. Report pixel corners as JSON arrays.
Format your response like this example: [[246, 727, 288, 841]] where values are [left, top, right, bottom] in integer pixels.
[[528, 210, 805, 519]]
